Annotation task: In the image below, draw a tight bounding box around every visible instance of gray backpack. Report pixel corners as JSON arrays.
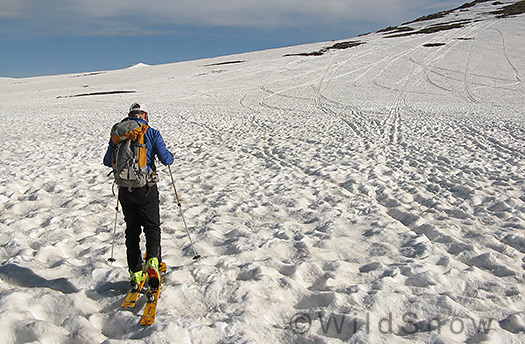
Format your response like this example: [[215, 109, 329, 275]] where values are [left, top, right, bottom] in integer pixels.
[[110, 120, 150, 189]]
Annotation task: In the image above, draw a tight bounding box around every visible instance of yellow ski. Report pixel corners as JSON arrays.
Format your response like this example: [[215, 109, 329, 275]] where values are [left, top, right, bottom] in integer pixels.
[[121, 253, 148, 309], [140, 262, 166, 326], [140, 286, 162, 325], [121, 277, 147, 308]]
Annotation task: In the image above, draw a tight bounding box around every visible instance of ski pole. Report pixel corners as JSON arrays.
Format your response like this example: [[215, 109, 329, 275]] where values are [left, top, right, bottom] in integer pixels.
[[108, 197, 119, 263], [168, 165, 201, 260]]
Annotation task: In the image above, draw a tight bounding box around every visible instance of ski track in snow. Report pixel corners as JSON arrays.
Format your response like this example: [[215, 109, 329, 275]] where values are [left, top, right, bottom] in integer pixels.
[[1, 2, 525, 343]]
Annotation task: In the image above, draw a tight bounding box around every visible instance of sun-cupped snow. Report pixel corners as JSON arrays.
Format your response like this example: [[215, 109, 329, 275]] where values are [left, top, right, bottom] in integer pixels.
[[1, 1, 525, 343]]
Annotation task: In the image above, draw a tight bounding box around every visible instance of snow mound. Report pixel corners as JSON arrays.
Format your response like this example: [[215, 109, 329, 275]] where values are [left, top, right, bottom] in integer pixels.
[[126, 62, 150, 69]]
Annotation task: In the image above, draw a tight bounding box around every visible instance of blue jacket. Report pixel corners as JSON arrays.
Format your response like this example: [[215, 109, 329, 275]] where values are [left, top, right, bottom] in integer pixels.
[[104, 117, 174, 171]]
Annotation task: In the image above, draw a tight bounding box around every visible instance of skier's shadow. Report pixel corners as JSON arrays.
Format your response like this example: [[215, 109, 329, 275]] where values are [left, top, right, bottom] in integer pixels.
[[93, 280, 148, 315], [95, 280, 130, 294], [0, 263, 78, 294]]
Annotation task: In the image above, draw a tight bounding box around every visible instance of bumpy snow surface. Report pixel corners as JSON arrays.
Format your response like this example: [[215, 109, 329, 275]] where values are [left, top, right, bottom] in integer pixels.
[[1, 1, 525, 343]]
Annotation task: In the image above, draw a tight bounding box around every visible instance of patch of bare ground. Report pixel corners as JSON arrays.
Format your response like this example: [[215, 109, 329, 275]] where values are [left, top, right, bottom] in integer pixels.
[[56, 90, 136, 99], [203, 60, 245, 67], [403, 0, 492, 25], [423, 43, 447, 47], [492, 0, 525, 17], [385, 21, 470, 38], [284, 41, 365, 57], [377, 26, 415, 34]]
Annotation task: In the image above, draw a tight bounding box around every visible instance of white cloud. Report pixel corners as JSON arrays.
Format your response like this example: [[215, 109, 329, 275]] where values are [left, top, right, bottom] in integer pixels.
[[0, 0, 34, 18], [71, 0, 423, 26], [1, 0, 467, 36]]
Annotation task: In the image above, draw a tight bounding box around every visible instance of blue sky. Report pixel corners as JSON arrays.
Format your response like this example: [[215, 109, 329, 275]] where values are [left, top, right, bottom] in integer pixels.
[[0, 0, 467, 78]]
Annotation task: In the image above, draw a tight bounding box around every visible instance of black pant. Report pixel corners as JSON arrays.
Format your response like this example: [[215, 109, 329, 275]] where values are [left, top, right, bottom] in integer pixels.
[[119, 184, 161, 272]]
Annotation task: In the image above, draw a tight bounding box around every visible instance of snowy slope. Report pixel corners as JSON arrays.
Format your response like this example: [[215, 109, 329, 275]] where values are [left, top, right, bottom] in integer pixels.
[[1, 1, 525, 343]]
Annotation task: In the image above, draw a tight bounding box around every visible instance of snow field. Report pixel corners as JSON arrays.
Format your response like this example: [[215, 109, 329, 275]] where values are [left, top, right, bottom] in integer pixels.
[[1, 1, 525, 343]]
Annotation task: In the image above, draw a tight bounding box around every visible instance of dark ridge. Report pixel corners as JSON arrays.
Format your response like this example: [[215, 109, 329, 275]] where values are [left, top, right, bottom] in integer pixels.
[[284, 40, 365, 57], [377, 26, 397, 33], [72, 72, 105, 78], [492, 0, 525, 17], [456, 0, 492, 10], [330, 41, 365, 50], [57, 90, 136, 99], [423, 43, 447, 47], [204, 60, 245, 67], [406, 10, 452, 24], [377, 26, 415, 34], [404, 0, 492, 25], [284, 51, 324, 57]]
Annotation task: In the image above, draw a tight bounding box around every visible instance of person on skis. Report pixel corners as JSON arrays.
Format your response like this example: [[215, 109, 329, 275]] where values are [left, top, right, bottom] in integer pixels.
[[104, 102, 174, 289]]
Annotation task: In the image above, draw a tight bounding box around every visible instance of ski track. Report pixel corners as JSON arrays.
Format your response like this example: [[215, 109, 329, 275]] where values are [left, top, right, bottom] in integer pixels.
[[1, 3, 525, 344]]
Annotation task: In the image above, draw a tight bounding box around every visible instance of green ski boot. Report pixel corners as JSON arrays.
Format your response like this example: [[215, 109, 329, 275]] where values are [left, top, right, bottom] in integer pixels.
[[129, 269, 146, 290]]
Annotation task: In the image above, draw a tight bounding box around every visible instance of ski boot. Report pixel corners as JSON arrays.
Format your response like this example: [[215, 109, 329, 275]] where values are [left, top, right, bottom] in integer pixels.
[[129, 269, 146, 291], [146, 257, 160, 290]]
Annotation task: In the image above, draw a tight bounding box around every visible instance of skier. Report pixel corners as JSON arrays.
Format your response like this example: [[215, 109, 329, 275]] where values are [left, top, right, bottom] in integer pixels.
[[104, 103, 174, 290]]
